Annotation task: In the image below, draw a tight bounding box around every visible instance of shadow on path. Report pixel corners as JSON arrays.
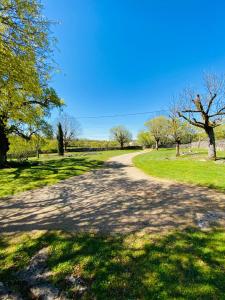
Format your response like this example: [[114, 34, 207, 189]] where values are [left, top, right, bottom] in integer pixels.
[[1, 153, 225, 234]]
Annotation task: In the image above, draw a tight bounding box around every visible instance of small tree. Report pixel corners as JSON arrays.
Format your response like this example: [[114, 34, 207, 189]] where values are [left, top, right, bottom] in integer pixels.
[[177, 74, 225, 160], [57, 122, 64, 156], [59, 113, 81, 151], [169, 106, 195, 156], [29, 119, 53, 158], [137, 131, 154, 148], [168, 118, 194, 156], [145, 116, 169, 150], [110, 126, 132, 149]]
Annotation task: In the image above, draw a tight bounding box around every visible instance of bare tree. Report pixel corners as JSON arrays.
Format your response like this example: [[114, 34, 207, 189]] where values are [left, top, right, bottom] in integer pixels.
[[59, 113, 81, 151], [110, 126, 132, 149], [177, 73, 225, 160], [145, 116, 169, 150]]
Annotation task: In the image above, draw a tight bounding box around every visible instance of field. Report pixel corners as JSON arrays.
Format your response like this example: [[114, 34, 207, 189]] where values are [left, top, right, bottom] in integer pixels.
[[1, 228, 225, 299], [0, 150, 137, 198], [133, 148, 225, 191]]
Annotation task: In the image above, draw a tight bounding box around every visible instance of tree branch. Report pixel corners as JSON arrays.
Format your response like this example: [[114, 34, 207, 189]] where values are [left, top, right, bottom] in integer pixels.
[[178, 112, 205, 128]]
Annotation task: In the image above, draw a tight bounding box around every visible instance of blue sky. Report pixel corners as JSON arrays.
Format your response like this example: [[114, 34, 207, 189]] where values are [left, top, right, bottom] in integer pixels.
[[43, 0, 225, 139]]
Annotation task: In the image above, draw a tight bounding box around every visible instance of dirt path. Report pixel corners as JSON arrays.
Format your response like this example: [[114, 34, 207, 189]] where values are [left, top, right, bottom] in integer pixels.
[[1, 151, 225, 234]]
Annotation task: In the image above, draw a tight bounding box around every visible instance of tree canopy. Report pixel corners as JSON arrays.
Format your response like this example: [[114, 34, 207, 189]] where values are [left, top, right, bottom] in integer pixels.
[[145, 116, 169, 150], [110, 125, 132, 149], [0, 0, 63, 166]]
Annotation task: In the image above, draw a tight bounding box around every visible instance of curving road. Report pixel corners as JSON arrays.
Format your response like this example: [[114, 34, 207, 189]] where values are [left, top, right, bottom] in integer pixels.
[[1, 151, 225, 234]]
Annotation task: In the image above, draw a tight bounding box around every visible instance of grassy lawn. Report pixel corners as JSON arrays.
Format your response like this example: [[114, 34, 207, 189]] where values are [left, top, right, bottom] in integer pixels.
[[0, 150, 137, 198], [1, 228, 225, 299], [133, 148, 225, 191]]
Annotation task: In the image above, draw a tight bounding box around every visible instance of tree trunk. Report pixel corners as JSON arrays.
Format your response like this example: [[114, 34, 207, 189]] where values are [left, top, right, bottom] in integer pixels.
[[36, 148, 40, 159], [205, 127, 216, 160], [155, 140, 159, 150], [120, 141, 124, 149], [0, 119, 9, 167], [176, 141, 180, 157]]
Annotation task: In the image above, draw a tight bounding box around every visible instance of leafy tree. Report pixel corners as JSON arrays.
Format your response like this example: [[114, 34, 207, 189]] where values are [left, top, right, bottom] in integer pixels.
[[168, 117, 194, 156], [58, 112, 81, 151], [0, 0, 63, 166], [31, 119, 53, 158], [110, 126, 132, 149], [145, 116, 169, 150], [57, 122, 64, 156], [177, 74, 225, 160], [137, 131, 154, 148], [215, 124, 225, 140]]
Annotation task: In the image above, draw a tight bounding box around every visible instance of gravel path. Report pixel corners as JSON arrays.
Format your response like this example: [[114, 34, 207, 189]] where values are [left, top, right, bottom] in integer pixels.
[[1, 151, 225, 234]]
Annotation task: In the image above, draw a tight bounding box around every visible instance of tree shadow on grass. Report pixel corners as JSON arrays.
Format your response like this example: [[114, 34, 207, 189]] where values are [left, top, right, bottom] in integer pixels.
[[0, 157, 104, 197], [1, 228, 225, 299], [1, 159, 225, 234]]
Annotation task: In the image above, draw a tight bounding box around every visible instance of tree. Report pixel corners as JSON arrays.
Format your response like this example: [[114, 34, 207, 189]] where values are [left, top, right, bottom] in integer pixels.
[[215, 124, 225, 140], [145, 116, 169, 150], [137, 131, 154, 148], [177, 74, 225, 160], [0, 0, 63, 166], [57, 122, 64, 156], [58, 113, 81, 151], [168, 118, 194, 156], [31, 119, 53, 158], [169, 106, 195, 156], [110, 126, 132, 149]]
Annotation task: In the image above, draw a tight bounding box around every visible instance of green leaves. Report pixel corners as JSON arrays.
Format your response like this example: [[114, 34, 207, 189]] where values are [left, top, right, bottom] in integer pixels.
[[0, 0, 63, 163]]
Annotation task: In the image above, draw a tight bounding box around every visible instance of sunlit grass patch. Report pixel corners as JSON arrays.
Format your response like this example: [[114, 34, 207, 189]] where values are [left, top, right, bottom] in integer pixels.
[[1, 228, 225, 299], [133, 148, 225, 191], [0, 149, 137, 197]]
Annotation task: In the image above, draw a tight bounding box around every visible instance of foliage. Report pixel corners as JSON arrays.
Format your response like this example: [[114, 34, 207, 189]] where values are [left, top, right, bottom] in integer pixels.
[[137, 131, 154, 147], [70, 139, 118, 149], [0, 0, 63, 165], [133, 148, 225, 191], [110, 125, 132, 149], [215, 124, 225, 140], [0, 150, 137, 197], [145, 116, 169, 150], [8, 136, 35, 161], [1, 228, 225, 299], [41, 139, 58, 153]]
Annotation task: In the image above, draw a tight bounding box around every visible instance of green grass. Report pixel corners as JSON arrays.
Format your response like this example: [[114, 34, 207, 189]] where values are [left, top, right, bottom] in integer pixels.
[[133, 148, 225, 191], [1, 228, 225, 299], [0, 150, 137, 198]]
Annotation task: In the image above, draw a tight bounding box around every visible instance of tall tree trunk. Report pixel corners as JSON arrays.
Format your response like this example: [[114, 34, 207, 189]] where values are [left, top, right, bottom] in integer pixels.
[[205, 127, 216, 160], [176, 141, 180, 157], [0, 119, 9, 167], [155, 139, 159, 150], [120, 141, 124, 149]]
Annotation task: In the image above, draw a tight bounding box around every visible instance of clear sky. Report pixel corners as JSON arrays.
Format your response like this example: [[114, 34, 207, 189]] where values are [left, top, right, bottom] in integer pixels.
[[43, 0, 225, 139]]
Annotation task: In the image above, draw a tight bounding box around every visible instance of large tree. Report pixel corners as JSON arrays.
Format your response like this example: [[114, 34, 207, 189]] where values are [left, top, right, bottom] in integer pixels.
[[177, 74, 225, 160], [145, 116, 169, 150], [110, 125, 132, 149], [0, 0, 62, 166]]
